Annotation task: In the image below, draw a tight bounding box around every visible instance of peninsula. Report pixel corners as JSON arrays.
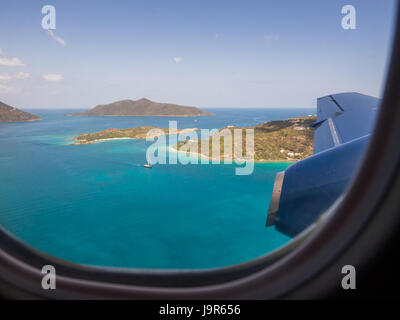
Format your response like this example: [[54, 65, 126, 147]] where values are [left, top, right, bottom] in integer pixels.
[[71, 98, 214, 117], [72, 126, 198, 145], [174, 116, 317, 162], [0, 101, 42, 122]]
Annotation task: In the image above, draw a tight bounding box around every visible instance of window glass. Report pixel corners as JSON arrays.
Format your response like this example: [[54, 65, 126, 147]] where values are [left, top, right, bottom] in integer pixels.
[[0, 0, 395, 269]]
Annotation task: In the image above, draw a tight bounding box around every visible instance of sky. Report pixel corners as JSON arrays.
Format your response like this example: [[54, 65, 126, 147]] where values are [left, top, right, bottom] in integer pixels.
[[0, 0, 396, 109]]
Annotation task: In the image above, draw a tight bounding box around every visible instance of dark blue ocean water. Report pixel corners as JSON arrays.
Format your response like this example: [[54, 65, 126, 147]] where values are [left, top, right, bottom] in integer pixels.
[[0, 108, 314, 269]]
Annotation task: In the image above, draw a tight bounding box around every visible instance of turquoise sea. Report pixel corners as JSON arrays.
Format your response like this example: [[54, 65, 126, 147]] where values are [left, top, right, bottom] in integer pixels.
[[0, 108, 314, 269]]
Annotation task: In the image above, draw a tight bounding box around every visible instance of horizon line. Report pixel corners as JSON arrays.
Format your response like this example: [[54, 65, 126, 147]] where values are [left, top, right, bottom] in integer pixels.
[[21, 106, 317, 110]]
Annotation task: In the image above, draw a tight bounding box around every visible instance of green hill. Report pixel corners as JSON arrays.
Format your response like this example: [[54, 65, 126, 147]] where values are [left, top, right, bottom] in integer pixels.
[[0, 101, 42, 123], [72, 98, 214, 117]]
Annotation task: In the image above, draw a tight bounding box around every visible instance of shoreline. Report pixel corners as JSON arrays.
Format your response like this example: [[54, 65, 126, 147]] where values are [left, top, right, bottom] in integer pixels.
[[71, 137, 137, 145], [169, 145, 296, 164], [0, 117, 43, 123], [71, 127, 199, 145]]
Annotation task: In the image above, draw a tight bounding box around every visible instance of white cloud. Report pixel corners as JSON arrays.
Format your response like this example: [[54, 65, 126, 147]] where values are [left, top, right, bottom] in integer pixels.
[[0, 72, 31, 82], [264, 34, 280, 41], [0, 56, 25, 67], [0, 49, 3, 55], [0, 84, 21, 94], [15, 72, 31, 79], [0, 74, 12, 82], [42, 74, 63, 82], [46, 30, 66, 47], [174, 57, 182, 63]]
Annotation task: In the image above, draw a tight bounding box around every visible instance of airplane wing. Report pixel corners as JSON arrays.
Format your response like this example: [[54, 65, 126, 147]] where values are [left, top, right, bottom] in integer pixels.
[[313, 93, 380, 153], [266, 92, 380, 237]]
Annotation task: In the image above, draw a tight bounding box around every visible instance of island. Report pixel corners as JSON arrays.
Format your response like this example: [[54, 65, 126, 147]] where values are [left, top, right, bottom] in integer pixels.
[[71, 115, 317, 162], [173, 116, 317, 162], [72, 126, 198, 145], [71, 98, 214, 117], [0, 101, 42, 122]]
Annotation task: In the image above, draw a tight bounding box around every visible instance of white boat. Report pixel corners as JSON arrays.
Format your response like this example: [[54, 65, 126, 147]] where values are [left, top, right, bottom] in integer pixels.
[[144, 164, 152, 168]]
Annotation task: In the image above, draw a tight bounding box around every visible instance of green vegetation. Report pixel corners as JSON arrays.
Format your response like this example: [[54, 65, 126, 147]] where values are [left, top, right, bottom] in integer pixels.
[[175, 116, 317, 161], [72, 126, 197, 145], [73, 116, 317, 162], [73, 126, 168, 144]]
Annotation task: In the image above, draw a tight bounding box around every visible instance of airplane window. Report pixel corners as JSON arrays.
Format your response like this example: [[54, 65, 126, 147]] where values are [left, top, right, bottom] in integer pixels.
[[0, 0, 396, 274]]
